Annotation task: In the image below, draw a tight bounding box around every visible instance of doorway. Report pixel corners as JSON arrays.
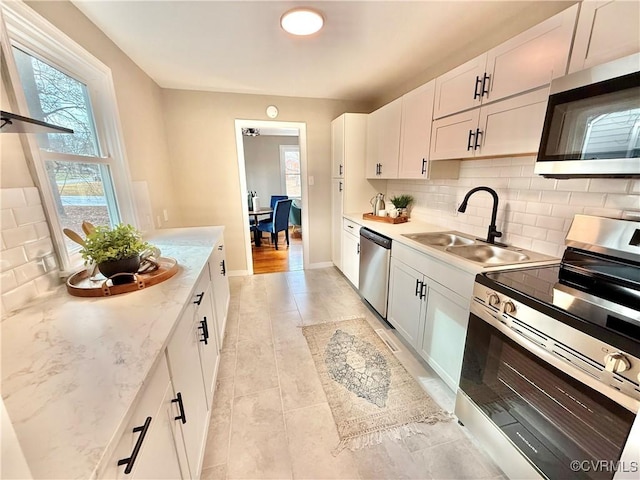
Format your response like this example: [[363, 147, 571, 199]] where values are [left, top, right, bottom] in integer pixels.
[[235, 119, 309, 275]]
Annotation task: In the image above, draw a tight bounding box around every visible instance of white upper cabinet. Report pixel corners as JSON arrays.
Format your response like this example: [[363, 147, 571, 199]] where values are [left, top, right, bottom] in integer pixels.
[[569, 0, 640, 73], [433, 54, 487, 120], [431, 87, 548, 160], [331, 114, 345, 178], [398, 81, 435, 178], [433, 5, 577, 120], [366, 97, 402, 179]]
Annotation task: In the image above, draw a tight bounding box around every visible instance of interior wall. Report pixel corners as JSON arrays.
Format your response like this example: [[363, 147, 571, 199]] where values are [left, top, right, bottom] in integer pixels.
[[25, 0, 181, 229], [243, 135, 299, 207], [160, 89, 368, 271], [387, 157, 640, 258]]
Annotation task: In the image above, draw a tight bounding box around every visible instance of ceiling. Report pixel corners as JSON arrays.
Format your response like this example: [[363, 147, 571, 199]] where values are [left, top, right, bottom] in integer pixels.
[[71, 1, 577, 104]]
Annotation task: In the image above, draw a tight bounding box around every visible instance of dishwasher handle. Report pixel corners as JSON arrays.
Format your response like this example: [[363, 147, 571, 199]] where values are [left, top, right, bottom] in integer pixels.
[[360, 227, 392, 249]]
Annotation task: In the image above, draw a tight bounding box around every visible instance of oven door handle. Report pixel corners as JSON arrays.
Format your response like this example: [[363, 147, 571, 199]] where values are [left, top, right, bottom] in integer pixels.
[[470, 301, 640, 414]]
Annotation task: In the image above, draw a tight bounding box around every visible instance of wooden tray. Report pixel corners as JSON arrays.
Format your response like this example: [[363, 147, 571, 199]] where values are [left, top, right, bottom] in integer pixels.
[[363, 213, 409, 224], [66, 257, 179, 297]]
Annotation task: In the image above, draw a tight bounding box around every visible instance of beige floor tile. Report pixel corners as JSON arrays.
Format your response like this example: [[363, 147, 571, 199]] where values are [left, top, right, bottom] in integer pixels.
[[237, 311, 272, 343], [210, 376, 234, 425], [402, 420, 465, 452], [411, 437, 498, 479], [271, 310, 307, 350], [351, 436, 427, 479], [202, 420, 230, 468], [227, 388, 293, 480], [285, 403, 361, 480], [222, 308, 240, 350], [201, 464, 226, 480], [276, 346, 326, 412], [234, 339, 279, 396], [217, 347, 237, 380]]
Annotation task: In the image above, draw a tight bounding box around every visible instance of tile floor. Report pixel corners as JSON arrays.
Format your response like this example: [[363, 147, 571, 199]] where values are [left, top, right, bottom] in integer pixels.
[[201, 268, 506, 480]]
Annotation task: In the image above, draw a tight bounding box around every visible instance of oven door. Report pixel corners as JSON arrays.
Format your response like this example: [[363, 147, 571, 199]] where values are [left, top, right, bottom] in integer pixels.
[[459, 312, 637, 480]]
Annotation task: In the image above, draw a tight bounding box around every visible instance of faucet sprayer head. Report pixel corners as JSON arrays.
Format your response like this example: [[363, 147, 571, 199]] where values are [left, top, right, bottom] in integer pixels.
[[457, 201, 468, 213]]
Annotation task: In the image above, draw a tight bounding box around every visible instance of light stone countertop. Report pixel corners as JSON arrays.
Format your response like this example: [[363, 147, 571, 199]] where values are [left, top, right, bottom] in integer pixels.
[[1, 226, 224, 480], [343, 213, 559, 274]]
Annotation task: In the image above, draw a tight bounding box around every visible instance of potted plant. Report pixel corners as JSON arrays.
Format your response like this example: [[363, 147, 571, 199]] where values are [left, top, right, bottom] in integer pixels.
[[80, 224, 151, 284], [389, 194, 414, 218]]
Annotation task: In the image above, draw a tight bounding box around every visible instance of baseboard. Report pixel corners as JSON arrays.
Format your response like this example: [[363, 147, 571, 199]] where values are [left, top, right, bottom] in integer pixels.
[[228, 270, 250, 276], [307, 262, 335, 269]]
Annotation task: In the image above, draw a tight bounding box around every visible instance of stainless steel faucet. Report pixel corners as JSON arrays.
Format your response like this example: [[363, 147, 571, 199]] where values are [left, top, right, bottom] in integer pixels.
[[458, 186, 503, 245]]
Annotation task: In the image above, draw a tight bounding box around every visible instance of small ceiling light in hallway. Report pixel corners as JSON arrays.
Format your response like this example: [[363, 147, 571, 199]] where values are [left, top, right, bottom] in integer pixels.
[[280, 8, 324, 36]]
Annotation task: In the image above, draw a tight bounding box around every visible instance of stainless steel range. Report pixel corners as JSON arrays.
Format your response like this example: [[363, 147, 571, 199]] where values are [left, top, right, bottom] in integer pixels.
[[456, 215, 640, 480]]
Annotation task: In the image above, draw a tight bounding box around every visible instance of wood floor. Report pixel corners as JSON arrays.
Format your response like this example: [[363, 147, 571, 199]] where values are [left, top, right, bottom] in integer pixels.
[[252, 228, 303, 274]]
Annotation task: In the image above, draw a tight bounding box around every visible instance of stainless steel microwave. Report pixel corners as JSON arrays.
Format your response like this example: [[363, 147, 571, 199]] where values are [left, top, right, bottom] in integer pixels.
[[535, 53, 640, 178]]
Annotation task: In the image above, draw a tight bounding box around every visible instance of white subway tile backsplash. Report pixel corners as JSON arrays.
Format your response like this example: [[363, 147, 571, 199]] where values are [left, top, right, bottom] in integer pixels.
[[525, 202, 553, 216], [569, 192, 605, 207], [1, 189, 27, 209], [512, 212, 538, 226], [540, 191, 571, 204], [588, 179, 630, 194], [551, 204, 584, 218], [2, 281, 38, 313], [517, 190, 541, 202], [1, 270, 18, 291], [499, 166, 524, 178], [631, 180, 640, 194], [508, 177, 531, 190], [0, 246, 28, 272], [555, 178, 590, 192], [34, 222, 51, 240], [506, 200, 527, 213], [522, 225, 548, 240], [583, 207, 622, 218], [2, 225, 38, 249], [13, 205, 46, 226], [511, 157, 535, 166], [24, 187, 41, 206], [34, 271, 61, 295], [531, 239, 561, 257], [535, 216, 565, 231], [605, 195, 640, 210], [530, 177, 557, 191], [24, 238, 55, 261], [14, 261, 46, 285], [546, 230, 566, 244], [1, 209, 17, 230]]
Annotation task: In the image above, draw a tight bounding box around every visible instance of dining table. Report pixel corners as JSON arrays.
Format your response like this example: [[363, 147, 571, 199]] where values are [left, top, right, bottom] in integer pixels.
[[248, 207, 273, 247]]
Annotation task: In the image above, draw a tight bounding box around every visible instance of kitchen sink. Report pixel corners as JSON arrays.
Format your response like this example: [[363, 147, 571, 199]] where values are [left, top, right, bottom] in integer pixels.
[[402, 231, 475, 247], [402, 231, 555, 266], [444, 244, 530, 265]]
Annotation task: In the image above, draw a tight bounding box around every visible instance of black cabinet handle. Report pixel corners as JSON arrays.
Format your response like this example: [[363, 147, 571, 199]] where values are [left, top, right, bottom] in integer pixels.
[[421, 158, 427, 175], [220, 259, 226, 276], [357, 243, 360, 254], [420, 282, 427, 300], [473, 75, 482, 100], [481, 73, 491, 97], [378, 163, 382, 176], [339, 164, 343, 176], [339, 181, 343, 192], [217, 244, 223, 251], [474, 128, 483, 150], [194, 292, 204, 305], [415, 279, 422, 297], [118, 416, 152, 474], [172, 392, 187, 424], [198, 318, 209, 345], [467, 130, 476, 151]]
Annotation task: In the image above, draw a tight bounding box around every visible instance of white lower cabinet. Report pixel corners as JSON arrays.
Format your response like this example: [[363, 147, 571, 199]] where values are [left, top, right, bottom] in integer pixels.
[[341, 218, 361, 288], [101, 357, 188, 479], [166, 303, 210, 478], [388, 243, 474, 392], [210, 240, 230, 349]]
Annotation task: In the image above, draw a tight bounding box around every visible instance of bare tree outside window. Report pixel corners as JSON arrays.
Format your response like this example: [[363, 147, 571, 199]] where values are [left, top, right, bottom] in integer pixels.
[[12, 47, 119, 251]]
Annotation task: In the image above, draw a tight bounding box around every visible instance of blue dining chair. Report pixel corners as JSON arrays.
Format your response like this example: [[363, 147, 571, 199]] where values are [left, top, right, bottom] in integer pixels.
[[258, 195, 288, 225], [257, 199, 292, 250]]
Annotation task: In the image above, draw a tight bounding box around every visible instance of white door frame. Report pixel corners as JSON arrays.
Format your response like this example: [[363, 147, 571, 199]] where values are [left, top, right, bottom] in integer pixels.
[[234, 119, 309, 274]]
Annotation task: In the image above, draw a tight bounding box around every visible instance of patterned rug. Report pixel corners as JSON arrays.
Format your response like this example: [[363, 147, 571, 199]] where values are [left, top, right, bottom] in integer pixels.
[[302, 317, 451, 455]]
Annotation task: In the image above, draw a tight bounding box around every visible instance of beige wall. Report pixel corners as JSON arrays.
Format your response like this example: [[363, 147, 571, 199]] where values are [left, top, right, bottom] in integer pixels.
[[26, 0, 181, 228], [161, 90, 368, 271]]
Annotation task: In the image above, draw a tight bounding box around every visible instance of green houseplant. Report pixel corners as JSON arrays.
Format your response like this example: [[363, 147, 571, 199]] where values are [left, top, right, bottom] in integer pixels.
[[389, 194, 414, 217], [80, 224, 151, 284]]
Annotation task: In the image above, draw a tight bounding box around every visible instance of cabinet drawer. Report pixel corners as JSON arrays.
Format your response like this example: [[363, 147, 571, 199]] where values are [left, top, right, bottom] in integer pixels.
[[191, 267, 211, 309], [100, 358, 175, 478], [392, 242, 474, 300], [343, 218, 361, 237]]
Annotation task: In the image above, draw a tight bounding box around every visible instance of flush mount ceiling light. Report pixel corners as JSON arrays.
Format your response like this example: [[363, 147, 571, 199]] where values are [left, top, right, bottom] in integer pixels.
[[242, 128, 260, 137], [280, 8, 324, 36]]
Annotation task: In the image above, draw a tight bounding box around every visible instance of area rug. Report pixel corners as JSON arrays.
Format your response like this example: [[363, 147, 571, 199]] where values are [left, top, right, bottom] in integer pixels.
[[302, 317, 452, 455]]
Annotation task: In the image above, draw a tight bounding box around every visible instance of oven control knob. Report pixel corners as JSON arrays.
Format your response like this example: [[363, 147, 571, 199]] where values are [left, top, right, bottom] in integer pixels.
[[487, 293, 501, 307], [604, 353, 631, 374], [502, 301, 517, 315]]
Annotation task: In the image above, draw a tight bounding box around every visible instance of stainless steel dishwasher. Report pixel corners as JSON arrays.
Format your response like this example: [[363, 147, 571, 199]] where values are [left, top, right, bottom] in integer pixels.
[[359, 227, 392, 318]]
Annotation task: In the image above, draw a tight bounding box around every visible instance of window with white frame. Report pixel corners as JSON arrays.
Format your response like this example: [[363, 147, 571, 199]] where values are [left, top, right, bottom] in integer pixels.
[[279, 145, 301, 198], [2, 2, 136, 271]]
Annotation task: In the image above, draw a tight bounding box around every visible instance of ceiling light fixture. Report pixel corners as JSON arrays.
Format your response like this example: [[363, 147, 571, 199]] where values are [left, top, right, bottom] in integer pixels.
[[280, 8, 324, 36]]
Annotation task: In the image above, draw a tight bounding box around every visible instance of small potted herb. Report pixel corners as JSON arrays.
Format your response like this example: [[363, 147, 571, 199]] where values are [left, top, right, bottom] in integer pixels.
[[80, 224, 151, 284], [389, 194, 414, 217]]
